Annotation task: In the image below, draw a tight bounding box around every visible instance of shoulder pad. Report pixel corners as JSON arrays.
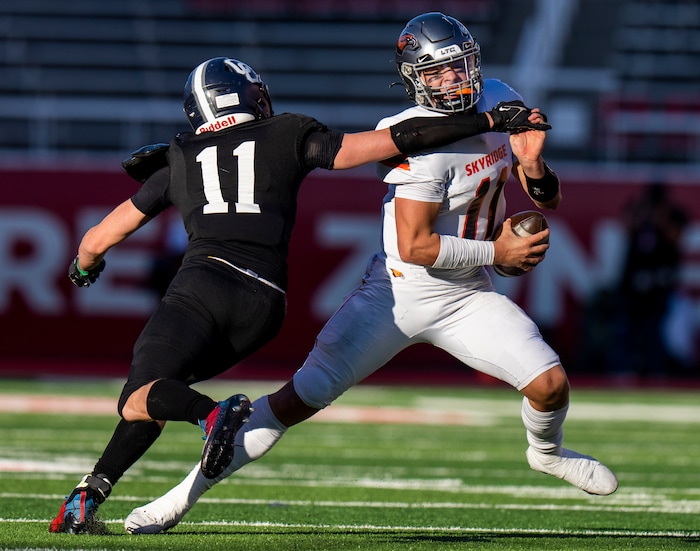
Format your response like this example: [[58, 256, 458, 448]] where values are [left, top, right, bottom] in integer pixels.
[[122, 143, 169, 183], [478, 79, 523, 111]]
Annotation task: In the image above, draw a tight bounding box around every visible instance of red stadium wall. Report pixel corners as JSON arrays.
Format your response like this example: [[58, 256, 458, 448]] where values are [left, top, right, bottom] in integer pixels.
[[1, 168, 699, 383]]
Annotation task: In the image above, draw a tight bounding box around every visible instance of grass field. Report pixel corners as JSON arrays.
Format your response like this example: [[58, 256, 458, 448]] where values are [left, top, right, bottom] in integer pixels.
[[1, 377, 699, 550]]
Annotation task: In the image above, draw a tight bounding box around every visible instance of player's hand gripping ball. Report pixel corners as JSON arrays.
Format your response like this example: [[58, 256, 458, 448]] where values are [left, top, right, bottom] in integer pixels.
[[492, 210, 549, 277]]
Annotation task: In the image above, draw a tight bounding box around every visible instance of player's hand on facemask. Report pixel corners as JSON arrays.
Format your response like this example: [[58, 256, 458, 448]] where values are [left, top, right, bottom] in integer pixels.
[[488, 101, 552, 134]]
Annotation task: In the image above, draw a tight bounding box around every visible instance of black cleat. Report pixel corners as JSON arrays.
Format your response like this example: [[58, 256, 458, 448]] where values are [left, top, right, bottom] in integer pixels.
[[200, 394, 251, 479]]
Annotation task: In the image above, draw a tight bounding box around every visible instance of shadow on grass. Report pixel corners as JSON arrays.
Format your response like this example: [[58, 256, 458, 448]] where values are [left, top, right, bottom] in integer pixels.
[[161, 527, 700, 549], [385, 532, 700, 545]]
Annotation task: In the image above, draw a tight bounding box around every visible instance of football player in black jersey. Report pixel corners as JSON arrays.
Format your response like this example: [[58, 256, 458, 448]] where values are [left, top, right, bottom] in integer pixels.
[[50, 56, 549, 534]]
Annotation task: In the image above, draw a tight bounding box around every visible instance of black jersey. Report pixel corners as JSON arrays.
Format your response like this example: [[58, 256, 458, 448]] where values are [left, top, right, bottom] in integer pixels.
[[131, 113, 342, 290]]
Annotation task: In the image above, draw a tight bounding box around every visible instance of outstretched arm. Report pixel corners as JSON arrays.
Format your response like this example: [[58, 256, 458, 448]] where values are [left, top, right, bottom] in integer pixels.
[[332, 101, 550, 170], [332, 127, 403, 170], [76, 199, 150, 271]]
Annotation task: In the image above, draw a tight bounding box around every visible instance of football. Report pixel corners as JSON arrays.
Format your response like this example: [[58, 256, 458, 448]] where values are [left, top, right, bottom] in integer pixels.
[[492, 210, 549, 277]]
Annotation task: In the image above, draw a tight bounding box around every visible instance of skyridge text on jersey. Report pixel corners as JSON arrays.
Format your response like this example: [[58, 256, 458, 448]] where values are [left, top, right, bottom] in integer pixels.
[[464, 144, 508, 176]]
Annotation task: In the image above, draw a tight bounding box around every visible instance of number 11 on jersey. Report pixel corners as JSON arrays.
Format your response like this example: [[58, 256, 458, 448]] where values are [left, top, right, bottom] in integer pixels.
[[196, 142, 262, 215]]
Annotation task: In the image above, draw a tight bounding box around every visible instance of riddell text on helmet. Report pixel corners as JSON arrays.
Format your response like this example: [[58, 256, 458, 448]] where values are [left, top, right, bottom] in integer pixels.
[[198, 115, 244, 134], [464, 144, 508, 176]]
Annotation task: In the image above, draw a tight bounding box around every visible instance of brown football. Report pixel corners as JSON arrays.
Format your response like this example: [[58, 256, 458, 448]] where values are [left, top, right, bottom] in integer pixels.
[[492, 210, 549, 277]]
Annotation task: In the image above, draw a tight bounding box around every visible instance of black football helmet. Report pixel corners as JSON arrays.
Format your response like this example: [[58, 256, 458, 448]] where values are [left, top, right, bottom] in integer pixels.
[[395, 12, 483, 113], [183, 57, 273, 132]]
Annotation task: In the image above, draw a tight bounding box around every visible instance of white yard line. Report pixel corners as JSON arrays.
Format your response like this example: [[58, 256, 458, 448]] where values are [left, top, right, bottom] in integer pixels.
[[2, 517, 699, 538]]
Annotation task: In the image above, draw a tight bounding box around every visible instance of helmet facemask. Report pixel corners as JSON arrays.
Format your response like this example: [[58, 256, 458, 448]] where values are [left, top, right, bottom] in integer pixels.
[[396, 13, 484, 114], [406, 46, 482, 113]]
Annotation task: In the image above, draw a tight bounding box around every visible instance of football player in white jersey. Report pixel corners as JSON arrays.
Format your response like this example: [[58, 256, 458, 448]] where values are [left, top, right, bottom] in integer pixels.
[[124, 12, 617, 534]]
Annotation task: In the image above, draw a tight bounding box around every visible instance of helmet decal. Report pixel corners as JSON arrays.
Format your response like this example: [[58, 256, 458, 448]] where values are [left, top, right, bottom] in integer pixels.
[[435, 44, 462, 59], [223, 59, 263, 84], [215, 92, 241, 109], [397, 33, 418, 54]]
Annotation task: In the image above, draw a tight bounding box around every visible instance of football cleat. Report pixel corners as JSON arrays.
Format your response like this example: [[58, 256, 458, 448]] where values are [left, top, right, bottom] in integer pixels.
[[124, 500, 186, 534], [49, 473, 112, 534], [526, 446, 618, 495], [200, 394, 252, 479]]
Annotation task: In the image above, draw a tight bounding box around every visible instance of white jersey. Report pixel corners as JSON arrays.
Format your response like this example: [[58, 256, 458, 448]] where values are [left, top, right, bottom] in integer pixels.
[[376, 79, 521, 285], [293, 78, 559, 407]]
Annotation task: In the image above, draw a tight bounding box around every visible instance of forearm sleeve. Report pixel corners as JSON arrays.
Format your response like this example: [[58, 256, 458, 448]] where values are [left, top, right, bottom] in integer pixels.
[[390, 112, 491, 155], [432, 235, 495, 269]]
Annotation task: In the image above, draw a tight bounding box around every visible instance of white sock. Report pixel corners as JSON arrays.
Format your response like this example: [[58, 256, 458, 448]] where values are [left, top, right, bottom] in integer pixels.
[[227, 395, 287, 472], [520, 396, 567, 455], [151, 395, 288, 509], [152, 461, 214, 513]]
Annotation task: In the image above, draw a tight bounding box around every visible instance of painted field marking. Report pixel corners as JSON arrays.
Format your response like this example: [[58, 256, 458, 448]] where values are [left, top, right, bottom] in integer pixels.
[[2, 517, 698, 539]]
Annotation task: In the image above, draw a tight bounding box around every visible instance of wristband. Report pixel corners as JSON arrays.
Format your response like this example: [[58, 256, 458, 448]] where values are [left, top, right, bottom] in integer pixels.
[[75, 258, 89, 276], [432, 235, 495, 269], [524, 163, 559, 202]]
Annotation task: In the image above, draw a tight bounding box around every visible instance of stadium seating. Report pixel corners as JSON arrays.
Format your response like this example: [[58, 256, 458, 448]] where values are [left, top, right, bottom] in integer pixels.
[[0, 0, 697, 164]]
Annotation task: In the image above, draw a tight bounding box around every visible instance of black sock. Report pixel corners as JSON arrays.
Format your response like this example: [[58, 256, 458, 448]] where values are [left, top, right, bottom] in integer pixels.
[[146, 378, 217, 425], [92, 418, 163, 486]]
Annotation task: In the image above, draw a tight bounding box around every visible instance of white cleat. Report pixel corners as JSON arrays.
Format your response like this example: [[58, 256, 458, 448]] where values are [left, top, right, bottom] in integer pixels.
[[526, 446, 618, 496], [124, 499, 190, 534]]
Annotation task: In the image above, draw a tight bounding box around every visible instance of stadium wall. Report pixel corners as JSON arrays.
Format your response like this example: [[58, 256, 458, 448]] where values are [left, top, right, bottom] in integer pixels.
[[2, 168, 699, 384]]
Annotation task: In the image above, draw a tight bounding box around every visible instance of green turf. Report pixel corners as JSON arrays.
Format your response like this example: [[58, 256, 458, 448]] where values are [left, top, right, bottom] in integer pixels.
[[1, 379, 698, 550]]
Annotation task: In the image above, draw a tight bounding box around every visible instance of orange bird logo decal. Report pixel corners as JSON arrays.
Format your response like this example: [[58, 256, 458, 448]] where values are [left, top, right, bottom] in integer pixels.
[[397, 33, 417, 54]]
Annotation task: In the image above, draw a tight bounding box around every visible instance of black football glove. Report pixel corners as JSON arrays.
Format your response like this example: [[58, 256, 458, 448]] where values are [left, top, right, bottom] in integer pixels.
[[122, 143, 169, 183], [489, 100, 552, 134], [68, 256, 106, 288]]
